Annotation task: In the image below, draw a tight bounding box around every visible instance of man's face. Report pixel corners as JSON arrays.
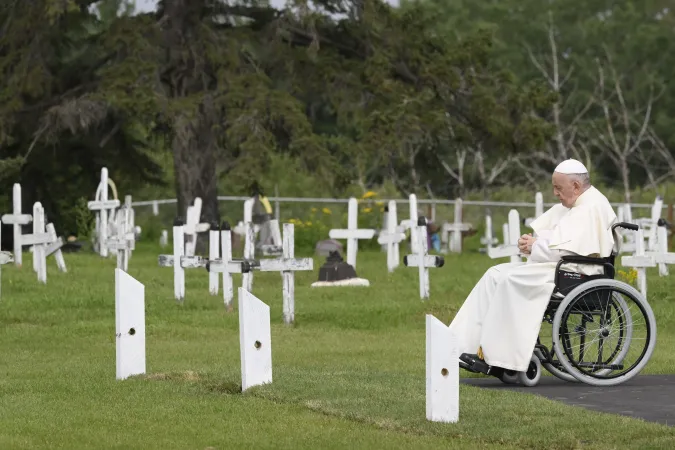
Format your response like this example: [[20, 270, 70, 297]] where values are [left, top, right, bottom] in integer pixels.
[[552, 172, 581, 208]]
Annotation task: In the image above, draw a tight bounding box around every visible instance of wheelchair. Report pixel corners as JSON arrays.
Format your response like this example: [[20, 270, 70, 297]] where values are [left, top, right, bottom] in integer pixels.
[[461, 222, 658, 387]]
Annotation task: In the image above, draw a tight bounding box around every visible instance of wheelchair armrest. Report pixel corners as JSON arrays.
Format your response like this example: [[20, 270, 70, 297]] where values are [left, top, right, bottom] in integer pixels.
[[560, 255, 608, 265], [554, 255, 615, 288]]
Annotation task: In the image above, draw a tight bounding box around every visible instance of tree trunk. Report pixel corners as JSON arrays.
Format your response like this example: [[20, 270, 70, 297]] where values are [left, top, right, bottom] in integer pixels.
[[172, 118, 220, 254], [620, 159, 631, 204]]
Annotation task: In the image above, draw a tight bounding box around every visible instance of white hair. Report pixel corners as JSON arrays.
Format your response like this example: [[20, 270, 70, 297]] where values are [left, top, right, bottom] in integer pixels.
[[567, 172, 591, 188]]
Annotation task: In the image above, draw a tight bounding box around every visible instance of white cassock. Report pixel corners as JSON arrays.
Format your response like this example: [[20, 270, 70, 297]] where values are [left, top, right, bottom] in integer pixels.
[[448, 186, 617, 372]]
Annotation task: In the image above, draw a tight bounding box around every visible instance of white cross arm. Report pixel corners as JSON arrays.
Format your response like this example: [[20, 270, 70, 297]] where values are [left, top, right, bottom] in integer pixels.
[[404, 254, 444, 268], [621, 255, 656, 268], [107, 239, 132, 251], [488, 246, 520, 259], [1, 214, 32, 225], [158, 254, 207, 268], [377, 232, 406, 245], [44, 237, 64, 256], [258, 257, 313, 272], [88, 200, 121, 210], [22, 232, 52, 246], [206, 260, 254, 274], [442, 223, 473, 232], [645, 252, 675, 265], [329, 229, 376, 240]]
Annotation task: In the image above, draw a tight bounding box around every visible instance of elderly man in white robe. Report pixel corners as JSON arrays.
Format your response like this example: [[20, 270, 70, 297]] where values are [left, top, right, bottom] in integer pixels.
[[450, 159, 618, 377]]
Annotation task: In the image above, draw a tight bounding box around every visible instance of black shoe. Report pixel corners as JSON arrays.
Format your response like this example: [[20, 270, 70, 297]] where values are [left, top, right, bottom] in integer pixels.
[[459, 353, 505, 378]]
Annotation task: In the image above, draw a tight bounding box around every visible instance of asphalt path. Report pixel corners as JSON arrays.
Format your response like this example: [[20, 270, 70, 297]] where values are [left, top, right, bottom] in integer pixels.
[[462, 375, 675, 427]]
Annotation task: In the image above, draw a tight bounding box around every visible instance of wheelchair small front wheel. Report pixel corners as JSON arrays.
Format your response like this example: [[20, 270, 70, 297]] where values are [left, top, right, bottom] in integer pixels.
[[517, 356, 542, 387], [498, 369, 519, 384]]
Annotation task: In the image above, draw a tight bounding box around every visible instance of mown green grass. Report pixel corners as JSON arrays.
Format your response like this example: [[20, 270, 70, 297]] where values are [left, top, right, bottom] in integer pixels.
[[1, 243, 674, 449]]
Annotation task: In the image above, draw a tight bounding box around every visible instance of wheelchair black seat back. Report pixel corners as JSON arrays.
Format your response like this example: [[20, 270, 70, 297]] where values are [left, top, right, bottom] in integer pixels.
[[551, 221, 638, 298]]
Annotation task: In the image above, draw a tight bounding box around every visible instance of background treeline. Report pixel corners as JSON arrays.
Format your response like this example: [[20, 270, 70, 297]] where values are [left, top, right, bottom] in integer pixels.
[[1, 0, 673, 236]]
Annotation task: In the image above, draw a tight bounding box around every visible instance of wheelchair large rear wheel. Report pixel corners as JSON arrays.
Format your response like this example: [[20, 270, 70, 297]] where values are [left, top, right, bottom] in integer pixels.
[[552, 279, 656, 387]]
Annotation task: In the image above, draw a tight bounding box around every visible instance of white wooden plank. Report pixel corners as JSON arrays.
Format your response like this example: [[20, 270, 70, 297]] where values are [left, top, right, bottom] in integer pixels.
[[87, 200, 120, 210], [21, 233, 51, 246], [209, 227, 219, 295], [239, 288, 272, 391], [426, 315, 459, 423], [115, 268, 146, 380], [282, 223, 295, 325], [220, 225, 234, 311], [328, 229, 376, 240], [404, 254, 444, 268], [258, 257, 313, 272]]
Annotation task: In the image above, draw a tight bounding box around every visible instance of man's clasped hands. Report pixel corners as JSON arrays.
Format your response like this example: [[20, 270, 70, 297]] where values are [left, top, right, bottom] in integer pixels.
[[517, 233, 537, 255]]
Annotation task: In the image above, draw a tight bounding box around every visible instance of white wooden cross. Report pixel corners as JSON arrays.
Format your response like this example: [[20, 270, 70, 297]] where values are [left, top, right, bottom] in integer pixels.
[[329, 197, 375, 269], [403, 217, 444, 300], [621, 227, 652, 298], [646, 196, 664, 252], [208, 223, 313, 324], [106, 206, 136, 271], [426, 314, 459, 423], [24, 202, 66, 283], [183, 197, 210, 257], [525, 192, 544, 228], [398, 193, 420, 254], [487, 209, 523, 263], [1, 183, 32, 267], [441, 198, 472, 253], [479, 213, 499, 254], [645, 220, 675, 277], [88, 168, 120, 257], [377, 201, 405, 272]]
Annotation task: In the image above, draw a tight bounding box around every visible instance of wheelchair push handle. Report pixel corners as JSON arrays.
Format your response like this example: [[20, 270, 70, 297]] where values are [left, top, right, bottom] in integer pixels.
[[612, 222, 638, 232]]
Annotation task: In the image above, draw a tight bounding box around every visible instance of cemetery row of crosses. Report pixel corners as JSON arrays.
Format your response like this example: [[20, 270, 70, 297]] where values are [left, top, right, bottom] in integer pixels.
[[2, 167, 673, 424]]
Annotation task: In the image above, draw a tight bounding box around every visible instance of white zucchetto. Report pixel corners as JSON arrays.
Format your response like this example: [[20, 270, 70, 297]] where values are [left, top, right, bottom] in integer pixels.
[[554, 159, 588, 174]]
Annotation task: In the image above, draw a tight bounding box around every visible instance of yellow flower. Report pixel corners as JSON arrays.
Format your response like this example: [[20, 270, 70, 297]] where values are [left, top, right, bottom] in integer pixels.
[[311, 207, 317, 213], [375, 200, 383, 206], [305, 221, 312, 226], [362, 191, 377, 199], [322, 207, 332, 215], [363, 207, 372, 213]]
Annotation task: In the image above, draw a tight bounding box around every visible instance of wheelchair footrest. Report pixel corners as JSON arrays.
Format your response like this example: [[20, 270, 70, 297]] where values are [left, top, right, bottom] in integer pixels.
[[459, 353, 503, 377]]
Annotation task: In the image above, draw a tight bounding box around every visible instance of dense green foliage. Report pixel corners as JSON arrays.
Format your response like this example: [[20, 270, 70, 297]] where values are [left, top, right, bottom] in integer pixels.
[[1, 0, 673, 233]]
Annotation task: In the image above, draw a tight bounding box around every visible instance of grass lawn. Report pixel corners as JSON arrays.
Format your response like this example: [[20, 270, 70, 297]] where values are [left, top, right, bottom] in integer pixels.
[[1, 242, 674, 449]]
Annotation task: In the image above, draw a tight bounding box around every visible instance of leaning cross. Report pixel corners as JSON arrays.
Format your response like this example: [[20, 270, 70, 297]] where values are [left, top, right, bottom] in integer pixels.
[[404, 217, 444, 300], [329, 197, 375, 269]]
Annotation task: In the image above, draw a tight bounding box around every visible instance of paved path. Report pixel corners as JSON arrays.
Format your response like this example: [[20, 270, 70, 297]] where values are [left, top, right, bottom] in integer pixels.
[[462, 375, 675, 427]]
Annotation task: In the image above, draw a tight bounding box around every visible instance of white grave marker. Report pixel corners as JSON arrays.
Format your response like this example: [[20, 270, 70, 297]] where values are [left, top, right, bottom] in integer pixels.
[[525, 192, 544, 227], [426, 314, 459, 423], [239, 287, 272, 391], [479, 213, 499, 253], [377, 201, 405, 272], [1, 184, 32, 267], [184, 198, 210, 257], [88, 168, 120, 257], [488, 209, 523, 263], [442, 198, 472, 253], [329, 197, 375, 269], [645, 220, 675, 277], [621, 228, 651, 298], [159, 230, 168, 248], [115, 268, 146, 380], [403, 217, 444, 300], [209, 221, 220, 295]]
